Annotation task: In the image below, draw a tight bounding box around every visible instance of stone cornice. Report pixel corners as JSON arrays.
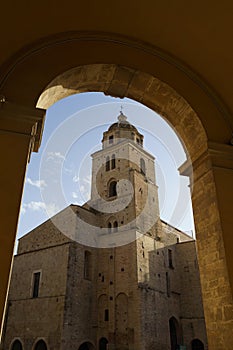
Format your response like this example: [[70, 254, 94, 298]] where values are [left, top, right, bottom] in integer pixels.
[[0, 101, 45, 152]]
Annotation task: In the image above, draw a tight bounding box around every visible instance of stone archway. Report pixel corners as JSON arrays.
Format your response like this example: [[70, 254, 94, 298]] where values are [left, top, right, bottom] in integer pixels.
[[35, 63, 233, 349], [37, 64, 207, 164]]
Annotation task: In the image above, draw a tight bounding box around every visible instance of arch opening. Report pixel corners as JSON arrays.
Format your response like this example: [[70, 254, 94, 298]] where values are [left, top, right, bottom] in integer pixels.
[[106, 156, 110, 171], [111, 154, 116, 169], [108, 180, 117, 198], [113, 220, 118, 232], [99, 337, 108, 350], [34, 339, 47, 350], [169, 317, 181, 350], [78, 342, 94, 350], [11, 340, 23, 350], [191, 338, 204, 350]]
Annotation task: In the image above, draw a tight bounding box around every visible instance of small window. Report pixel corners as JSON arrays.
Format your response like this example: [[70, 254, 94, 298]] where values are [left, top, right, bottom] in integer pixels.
[[109, 181, 117, 197], [84, 251, 92, 280], [113, 221, 118, 232], [109, 135, 114, 144], [140, 158, 146, 175], [106, 156, 110, 171], [111, 154, 116, 169], [32, 272, 40, 298], [104, 309, 109, 321], [168, 249, 173, 268], [166, 272, 170, 297], [136, 137, 140, 144]]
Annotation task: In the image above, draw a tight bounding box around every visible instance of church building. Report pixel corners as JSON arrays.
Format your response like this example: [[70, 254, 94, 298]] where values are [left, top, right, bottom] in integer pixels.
[[1, 113, 207, 350]]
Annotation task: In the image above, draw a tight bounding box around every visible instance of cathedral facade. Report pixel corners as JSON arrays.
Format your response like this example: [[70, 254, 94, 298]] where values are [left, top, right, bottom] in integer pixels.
[[1, 114, 207, 350]]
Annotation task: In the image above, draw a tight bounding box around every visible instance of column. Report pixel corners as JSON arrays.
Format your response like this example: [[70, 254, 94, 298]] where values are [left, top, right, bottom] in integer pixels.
[[0, 100, 45, 341]]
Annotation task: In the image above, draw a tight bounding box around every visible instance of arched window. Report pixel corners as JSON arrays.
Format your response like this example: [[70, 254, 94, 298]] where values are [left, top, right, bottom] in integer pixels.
[[109, 181, 117, 197], [111, 154, 116, 169], [191, 339, 204, 350], [108, 222, 112, 233], [99, 337, 108, 350], [113, 221, 118, 232], [84, 251, 92, 280], [140, 158, 146, 175], [34, 340, 47, 350], [11, 340, 23, 350], [106, 156, 110, 171]]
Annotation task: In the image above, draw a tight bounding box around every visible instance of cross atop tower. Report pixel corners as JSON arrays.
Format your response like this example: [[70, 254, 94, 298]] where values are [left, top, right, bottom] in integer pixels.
[[118, 106, 127, 123]]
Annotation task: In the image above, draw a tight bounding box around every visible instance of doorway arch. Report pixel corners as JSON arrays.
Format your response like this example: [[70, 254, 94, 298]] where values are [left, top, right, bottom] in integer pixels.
[[11, 339, 23, 350], [34, 339, 48, 350], [99, 337, 108, 350], [191, 338, 204, 350], [169, 317, 181, 350], [78, 341, 95, 350]]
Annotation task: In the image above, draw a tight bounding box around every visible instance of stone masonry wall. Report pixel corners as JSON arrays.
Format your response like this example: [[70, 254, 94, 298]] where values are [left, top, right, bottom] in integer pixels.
[[2, 243, 70, 350]]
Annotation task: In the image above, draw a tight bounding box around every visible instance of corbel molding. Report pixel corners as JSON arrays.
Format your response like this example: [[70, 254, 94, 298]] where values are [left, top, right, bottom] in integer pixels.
[[179, 141, 233, 183]]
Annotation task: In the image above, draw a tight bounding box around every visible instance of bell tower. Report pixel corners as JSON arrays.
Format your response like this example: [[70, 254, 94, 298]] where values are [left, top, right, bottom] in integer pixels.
[[90, 112, 160, 239]]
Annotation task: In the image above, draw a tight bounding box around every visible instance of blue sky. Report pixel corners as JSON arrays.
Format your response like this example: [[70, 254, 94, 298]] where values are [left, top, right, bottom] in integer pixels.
[[17, 92, 195, 243]]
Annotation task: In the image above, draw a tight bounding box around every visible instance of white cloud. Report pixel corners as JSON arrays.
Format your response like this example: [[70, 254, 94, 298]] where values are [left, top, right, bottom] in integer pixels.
[[72, 191, 78, 199], [26, 178, 47, 189], [46, 203, 60, 216], [79, 185, 85, 194], [63, 167, 73, 174], [21, 201, 59, 217], [47, 151, 65, 163], [20, 206, 26, 215], [73, 175, 79, 183], [22, 201, 46, 213], [71, 175, 91, 203], [73, 174, 91, 185]]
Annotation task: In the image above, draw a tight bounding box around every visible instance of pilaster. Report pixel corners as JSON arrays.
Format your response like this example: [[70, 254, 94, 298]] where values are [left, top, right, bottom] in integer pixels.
[[180, 142, 233, 350], [0, 100, 45, 341]]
